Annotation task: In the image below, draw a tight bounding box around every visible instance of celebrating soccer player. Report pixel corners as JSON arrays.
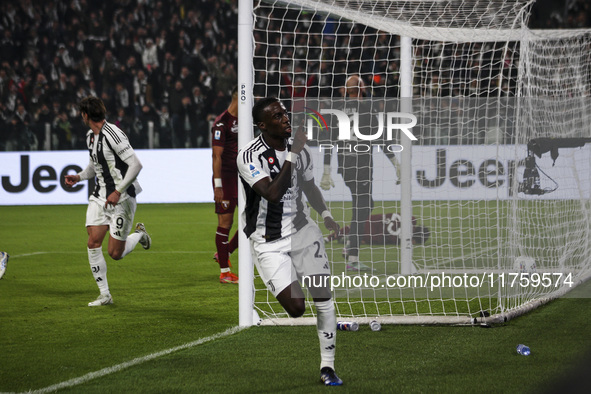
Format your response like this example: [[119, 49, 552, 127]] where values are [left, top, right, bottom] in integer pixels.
[[64, 96, 151, 307], [237, 97, 343, 386], [211, 88, 239, 284]]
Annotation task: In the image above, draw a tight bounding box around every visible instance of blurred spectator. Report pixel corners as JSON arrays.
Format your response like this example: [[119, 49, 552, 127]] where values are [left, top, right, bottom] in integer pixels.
[[0, 67, 9, 102], [5, 84, 24, 114], [88, 80, 99, 98], [168, 79, 188, 147], [132, 104, 158, 149], [0, 30, 18, 62], [157, 105, 174, 148], [99, 50, 120, 96], [78, 56, 94, 83], [28, 86, 45, 119], [216, 63, 237, 97], [190, 86, 209, 148], [114, 107, 133, 135], [34, 103, 53, 149], [179, 66, 196, 91], [7, 105, 36, 151], [57, 43, 74, 70], [133, 69, 153, 113], [141, 38, 160, 71], [46, 56, 66, 84], [115, 82, 132, 117], [161, 52, 178, 77], [14, 104, 36, 149], [53, 111, 73, 150], [0, 0, 584, 151]]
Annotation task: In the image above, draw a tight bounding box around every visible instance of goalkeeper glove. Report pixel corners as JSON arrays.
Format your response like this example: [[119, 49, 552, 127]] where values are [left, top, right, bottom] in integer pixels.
[[389, 155, 401, 185], [320, 165, 335, 190]]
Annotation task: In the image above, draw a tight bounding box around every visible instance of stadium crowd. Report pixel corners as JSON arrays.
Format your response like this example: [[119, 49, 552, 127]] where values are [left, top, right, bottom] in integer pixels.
[[0, 0, 238, 151], [0, 0, 588, 152]]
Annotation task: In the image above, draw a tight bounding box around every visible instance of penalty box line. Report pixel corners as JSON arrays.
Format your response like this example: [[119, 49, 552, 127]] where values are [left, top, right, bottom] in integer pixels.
[[19, 326, 245, 394]]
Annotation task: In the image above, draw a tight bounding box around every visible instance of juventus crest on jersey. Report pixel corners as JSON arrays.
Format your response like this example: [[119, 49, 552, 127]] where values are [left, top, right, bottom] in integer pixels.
[[237, 134, 315, 243], [86, 122, 142, 201]]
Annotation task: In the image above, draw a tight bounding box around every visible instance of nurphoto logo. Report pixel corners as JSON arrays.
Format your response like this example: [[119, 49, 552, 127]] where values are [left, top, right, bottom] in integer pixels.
[[302, 99, 418, 154]]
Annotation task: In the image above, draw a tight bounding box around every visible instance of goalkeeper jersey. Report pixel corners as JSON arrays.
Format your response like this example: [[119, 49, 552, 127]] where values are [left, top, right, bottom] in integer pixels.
[[238, 134, 314, 243], [324, 98, 375, 182]]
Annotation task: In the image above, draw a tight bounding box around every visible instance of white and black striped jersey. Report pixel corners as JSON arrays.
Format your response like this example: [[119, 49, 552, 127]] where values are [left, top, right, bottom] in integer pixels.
[[85, 121, 142, 201], [237, 134, 314, 243]]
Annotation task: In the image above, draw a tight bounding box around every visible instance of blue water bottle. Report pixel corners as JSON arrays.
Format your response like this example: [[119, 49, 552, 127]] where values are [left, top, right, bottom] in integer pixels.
[[516, 344, 531, 356]]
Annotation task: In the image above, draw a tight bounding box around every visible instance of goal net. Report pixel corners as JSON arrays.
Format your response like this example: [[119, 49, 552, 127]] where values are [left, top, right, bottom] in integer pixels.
[[243, 0, 591, 325]]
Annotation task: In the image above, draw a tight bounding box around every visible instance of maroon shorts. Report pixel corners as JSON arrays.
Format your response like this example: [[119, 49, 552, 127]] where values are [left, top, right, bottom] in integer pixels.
[[214, 176, 238, 214]]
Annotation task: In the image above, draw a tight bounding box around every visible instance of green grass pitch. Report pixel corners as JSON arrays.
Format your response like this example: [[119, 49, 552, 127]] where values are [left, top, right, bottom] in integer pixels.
[[0, 204, 590, 393]]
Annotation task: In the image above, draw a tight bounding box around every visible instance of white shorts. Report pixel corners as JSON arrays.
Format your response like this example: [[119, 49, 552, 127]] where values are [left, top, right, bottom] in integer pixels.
[[251, 221, 331, 297], [86, 196, 137, 241]]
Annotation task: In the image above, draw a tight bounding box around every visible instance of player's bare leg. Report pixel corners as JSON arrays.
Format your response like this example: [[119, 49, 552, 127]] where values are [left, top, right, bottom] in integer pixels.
[[215, 212, 238, 283], [108, 223, 150, 261], [275, 281, 306, 317], [107, 237, 126, 260]]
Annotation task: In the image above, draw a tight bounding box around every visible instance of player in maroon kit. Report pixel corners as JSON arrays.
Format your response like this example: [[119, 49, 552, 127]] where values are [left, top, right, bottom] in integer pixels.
[[212, 88, 239, 284]]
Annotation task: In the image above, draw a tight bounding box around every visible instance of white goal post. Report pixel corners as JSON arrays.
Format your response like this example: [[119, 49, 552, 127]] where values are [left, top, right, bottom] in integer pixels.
[[238, 0, 591, 326]]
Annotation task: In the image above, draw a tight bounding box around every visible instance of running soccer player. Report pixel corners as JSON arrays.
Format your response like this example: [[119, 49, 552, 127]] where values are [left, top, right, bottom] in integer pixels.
[[64, 96, 151, 307], [0, 251, 8, 280], [211, 88, 239, 284], [237, 97, 343, 386]]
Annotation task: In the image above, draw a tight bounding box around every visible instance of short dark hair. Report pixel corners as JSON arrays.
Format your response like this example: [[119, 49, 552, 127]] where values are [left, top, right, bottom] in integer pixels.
[[252, 97, 280, 124], [79, 96, 106, 122]]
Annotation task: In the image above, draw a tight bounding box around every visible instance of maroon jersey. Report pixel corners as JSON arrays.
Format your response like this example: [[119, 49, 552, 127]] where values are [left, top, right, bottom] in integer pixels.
[[211, 110, 238, 178]]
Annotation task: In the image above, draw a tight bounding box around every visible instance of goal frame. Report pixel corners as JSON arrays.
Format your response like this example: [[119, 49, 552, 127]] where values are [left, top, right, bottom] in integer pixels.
[[237, 0, 591, 327]]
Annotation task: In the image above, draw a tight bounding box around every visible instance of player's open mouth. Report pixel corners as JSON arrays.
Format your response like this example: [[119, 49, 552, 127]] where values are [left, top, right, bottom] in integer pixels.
[[285, 127, 292, 133]]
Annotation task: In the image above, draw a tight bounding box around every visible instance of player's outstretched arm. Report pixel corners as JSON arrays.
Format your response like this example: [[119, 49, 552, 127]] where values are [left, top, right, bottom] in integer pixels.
[[64, 174, 80, 187], [320, 137, 334, 190], [384, 150, 401, 185], [64, 158, 95, 187], [212, 145, 225, 203]]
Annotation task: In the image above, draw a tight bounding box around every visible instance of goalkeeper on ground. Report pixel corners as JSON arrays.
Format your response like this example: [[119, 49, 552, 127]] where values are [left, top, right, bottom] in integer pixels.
[[320, 75, 401, 272]]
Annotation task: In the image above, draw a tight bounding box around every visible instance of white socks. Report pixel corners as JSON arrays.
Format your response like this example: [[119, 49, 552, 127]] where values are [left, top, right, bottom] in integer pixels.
[[121, 232, 142, 258], [315, 299, 337, 370], [88, 247, 109, 295], [87, 233, 141, 296]]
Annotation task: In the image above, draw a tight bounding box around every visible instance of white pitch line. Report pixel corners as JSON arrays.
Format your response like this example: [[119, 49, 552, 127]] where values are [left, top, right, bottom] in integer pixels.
[[17, 326, 245, 394], [9, 251, 213, 258]]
